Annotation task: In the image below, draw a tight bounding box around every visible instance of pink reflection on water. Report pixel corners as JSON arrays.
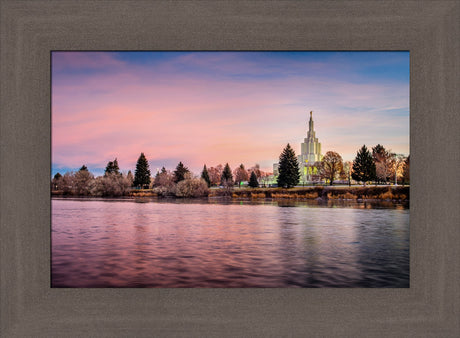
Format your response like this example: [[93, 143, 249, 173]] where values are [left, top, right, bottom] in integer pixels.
[[52, 199, 409, 287]]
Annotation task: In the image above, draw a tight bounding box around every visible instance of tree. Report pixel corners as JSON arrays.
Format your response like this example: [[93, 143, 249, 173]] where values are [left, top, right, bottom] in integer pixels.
[[104, 158, 120, 176], [343, 161, 353, 186], [277, 143, 300, 188], [260, 172, 273, 187], [126, 170, 134, 186], [152, 167, 175, 196], [372, 144, 392, 184], [392, 154, 406, 186], [74, 167, 94, 195], [220, 163, 233, 186], [133, 153, 151, 188], [173, 161, 190, 183], [175, 178, 210, 197], [153, 167, 166, 187], [201, 164, 211, 187], [233, 163, 249, 187], [91, 174, 132, 197], [60, 172, 76, 195], [51, 172, 62, 191], [208, 164, 223, 186], [248, 171, 259, 188], [249, 164, 262, 178], [402, 155, 410, 186], [352, 145, 376, 186], [319, 151, 343, 186]]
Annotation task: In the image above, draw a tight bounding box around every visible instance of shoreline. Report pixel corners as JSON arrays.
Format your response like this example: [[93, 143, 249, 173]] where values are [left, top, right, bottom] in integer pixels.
[[52, 185, 409, 202]]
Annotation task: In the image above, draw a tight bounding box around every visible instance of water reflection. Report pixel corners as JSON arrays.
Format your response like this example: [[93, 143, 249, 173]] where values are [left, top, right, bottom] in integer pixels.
[[52, 198, 409, 287]]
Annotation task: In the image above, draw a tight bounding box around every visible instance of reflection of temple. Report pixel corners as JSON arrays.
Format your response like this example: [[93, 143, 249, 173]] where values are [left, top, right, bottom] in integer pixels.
[[298, 111, 322, 182]]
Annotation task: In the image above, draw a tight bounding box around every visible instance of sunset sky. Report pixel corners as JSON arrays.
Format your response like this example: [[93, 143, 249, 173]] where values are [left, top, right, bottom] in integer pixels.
[[52, 51, 409, 177]]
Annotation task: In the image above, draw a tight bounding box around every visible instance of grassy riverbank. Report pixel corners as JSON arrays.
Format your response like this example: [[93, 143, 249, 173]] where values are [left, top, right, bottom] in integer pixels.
[[213, 185, 409, 201], [53, 185, 409, 201], [101, 185, 409, 201]]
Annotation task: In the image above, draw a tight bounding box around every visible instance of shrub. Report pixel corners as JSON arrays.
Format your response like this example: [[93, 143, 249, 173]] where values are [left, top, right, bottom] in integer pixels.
[[90, 174, 132, 197], [343, 192, 357, 199], [175, 178, 209, 197]]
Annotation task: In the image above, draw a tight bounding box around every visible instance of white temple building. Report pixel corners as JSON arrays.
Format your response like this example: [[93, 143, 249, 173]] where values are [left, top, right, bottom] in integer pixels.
[[298, 111, 322, 182], [273, 111, 323, 183]]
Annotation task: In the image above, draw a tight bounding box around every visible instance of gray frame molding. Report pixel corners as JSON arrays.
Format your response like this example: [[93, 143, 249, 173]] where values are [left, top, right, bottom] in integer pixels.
[[1, 1, 459, 336]]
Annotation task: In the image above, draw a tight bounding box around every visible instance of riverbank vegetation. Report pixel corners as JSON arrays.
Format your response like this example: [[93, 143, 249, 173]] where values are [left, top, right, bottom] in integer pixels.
[[213, 186, 409, 201], [52, 144, 409, 200], [276, 143, 409, 187]]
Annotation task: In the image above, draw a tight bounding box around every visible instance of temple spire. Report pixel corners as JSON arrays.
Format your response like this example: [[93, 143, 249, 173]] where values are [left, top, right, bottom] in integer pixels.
[[308, 110, 315, 138]]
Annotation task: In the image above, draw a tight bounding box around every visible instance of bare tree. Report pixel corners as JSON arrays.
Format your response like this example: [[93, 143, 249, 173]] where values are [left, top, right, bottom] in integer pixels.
[[233, 164, 249, 187], [74, 168, 94, 195], [248, 164, 262, 178], [319, 151, 344, 186], [372, 144, 393, 184], [392, 154, 406, 185], [402, 155, 410, 186], [208, 164, 223, 186], [343, 161, 353, 186], [175, 178, 209, 197], [153, 167, 175, 195]]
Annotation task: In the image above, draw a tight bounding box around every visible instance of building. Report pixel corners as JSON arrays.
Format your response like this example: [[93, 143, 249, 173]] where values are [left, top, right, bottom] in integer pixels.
[[273, 111, 323, 184], [298, 111, 322, 182]]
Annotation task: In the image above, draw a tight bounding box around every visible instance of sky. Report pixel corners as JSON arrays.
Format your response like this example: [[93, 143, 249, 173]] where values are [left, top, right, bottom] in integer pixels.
[[52, 51, 409, 177]]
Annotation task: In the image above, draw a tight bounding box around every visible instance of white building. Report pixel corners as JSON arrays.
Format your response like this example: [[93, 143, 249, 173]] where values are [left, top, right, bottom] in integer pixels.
[[273, 111, 323, 183], [298, 111, 322, 182]]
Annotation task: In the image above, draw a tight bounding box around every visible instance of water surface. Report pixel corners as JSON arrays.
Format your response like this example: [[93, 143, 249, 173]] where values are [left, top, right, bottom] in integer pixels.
[[52, 198, 409, 287]]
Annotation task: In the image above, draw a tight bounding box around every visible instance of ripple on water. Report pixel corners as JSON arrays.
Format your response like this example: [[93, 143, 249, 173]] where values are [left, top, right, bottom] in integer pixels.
[[51, 198, 409, 288]]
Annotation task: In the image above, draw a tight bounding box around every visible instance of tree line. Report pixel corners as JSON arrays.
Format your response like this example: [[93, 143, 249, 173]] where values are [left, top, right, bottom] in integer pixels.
[[52, 144, 410, 196], [276, 143, 410, 188], [52, 152, 272, 197]]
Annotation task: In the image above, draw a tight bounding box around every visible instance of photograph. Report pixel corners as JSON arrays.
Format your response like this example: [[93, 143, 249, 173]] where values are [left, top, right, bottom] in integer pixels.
[[51, 51, 410, 288]]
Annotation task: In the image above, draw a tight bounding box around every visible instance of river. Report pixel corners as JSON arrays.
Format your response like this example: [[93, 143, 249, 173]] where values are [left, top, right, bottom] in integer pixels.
[[51, 198, 409, 288]]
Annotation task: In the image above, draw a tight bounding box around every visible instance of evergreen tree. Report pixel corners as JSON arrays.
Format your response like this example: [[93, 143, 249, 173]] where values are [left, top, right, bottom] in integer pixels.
[[220, 163, 233, 186], [173, 161, 190, 183], [201, 164, 211, 187], [79, 165, 88, 172], [133, 153, 151, 188], [248, 171, 259, 188], [113, 158, 120, 174], [52, 172, 62, 191], [104, 158, 120, 176], [277, 143, 300, 188], [352, 145, 376, 186]]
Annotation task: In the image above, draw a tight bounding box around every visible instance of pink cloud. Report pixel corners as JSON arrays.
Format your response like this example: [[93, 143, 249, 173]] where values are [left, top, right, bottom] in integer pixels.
[[52, 53, 409, 175]]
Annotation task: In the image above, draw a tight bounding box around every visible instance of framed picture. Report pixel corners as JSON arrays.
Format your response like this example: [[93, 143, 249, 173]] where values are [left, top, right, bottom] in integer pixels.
[[1, 1, 459, 336], [51, 50, 410, 289]]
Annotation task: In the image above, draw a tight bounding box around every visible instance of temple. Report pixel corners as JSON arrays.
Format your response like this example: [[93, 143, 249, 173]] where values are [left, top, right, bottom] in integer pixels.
[[272, 110, 323, 183], [298, 111, 322, 182]]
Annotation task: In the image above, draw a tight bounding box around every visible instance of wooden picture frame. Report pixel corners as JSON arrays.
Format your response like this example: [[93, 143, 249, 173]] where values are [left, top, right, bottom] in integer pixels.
[[1, 1, 459, 336]]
